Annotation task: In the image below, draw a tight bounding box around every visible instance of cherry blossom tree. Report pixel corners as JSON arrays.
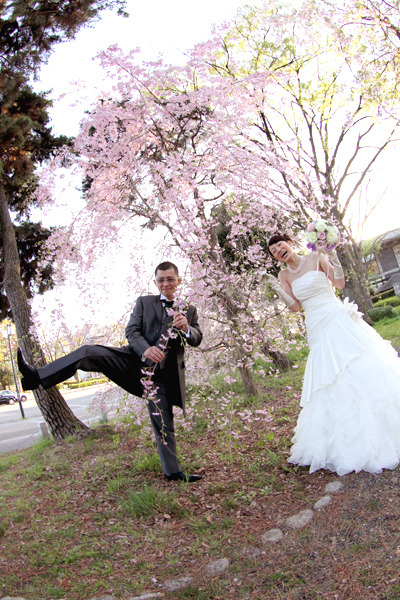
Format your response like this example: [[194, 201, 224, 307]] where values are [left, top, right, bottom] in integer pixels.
[[45, 46, 313, 395], [37, 0, 400, 407], [329, 0, 400, 73]]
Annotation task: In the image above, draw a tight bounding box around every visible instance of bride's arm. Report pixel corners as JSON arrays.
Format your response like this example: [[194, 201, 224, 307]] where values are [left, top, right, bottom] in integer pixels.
[[321, 251, 345, 290], [277, 272, 303, 313], [263, 272, 302, 312]]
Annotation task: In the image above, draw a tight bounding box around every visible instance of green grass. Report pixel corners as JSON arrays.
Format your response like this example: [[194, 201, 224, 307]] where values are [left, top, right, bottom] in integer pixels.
[[0, 453, 21, 473], [0, 318, 399, 600], [373, 307, 400, 348], [123, 486, 184, 518], [0, 371, 304, 600]]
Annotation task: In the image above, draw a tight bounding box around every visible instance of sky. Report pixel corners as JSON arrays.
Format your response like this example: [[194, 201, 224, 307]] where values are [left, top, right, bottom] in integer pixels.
[[31, 0, 400, 328]]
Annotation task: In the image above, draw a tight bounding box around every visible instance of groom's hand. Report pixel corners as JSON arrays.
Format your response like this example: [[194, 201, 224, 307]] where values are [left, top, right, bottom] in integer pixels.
[[173, 312, 189, 333], [143, 346, 165, 363]]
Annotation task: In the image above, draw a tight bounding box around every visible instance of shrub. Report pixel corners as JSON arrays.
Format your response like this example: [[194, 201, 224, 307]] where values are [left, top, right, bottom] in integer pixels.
[[368, 305, 397, 322], [371, 289, 395, 303], [66, 377, 108, 389], [373, 296, 400, 308]]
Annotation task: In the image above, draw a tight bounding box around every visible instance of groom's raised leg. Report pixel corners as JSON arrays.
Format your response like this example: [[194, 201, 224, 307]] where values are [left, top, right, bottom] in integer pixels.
[[17, 349, 41, 391], [18, 345, 143, 396]]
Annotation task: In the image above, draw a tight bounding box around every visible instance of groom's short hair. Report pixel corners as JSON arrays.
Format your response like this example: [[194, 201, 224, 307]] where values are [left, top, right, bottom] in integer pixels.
[[155, 261, 179, 276]]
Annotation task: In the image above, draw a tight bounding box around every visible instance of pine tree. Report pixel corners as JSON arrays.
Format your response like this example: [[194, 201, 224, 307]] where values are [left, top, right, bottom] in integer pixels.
[[0, 0, 127, 438]]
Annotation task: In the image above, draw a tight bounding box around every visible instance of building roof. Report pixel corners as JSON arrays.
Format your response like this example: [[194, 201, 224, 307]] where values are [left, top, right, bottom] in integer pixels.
[[378, 272, 400, 293], [374, 228, 400, 246]]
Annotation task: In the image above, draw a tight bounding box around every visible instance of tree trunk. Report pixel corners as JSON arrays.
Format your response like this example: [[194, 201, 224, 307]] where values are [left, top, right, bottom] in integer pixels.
[[236, 349, 258, 396], [263, 342, 294, 370], [32, 386, 88, 439], [218, 282, 293, 395], [0, 185, 88, 439], [338, 242, 374, 325], [224, 303, 258, 396]]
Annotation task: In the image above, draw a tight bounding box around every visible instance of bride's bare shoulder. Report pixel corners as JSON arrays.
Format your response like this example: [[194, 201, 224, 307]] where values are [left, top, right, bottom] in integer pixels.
[[278, 268, 288, 281]]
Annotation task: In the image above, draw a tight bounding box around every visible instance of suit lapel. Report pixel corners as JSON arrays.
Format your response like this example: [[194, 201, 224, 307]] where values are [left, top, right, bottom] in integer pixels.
[[153, 295, 165, 325]]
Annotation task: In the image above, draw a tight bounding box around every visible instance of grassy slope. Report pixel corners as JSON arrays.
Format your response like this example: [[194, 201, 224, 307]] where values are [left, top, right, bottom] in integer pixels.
[[0, 315, 399, 600], [372, 306, 400, 349]]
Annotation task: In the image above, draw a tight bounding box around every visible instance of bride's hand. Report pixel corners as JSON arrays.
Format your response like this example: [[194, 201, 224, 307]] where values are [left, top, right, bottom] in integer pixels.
[[262, 272, 297, 308], [316, 244, 328, 254], [327, 247, 338, 257]]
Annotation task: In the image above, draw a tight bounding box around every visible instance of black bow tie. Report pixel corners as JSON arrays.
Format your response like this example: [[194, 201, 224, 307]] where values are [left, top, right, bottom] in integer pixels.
[[161, 299, 174, 308]]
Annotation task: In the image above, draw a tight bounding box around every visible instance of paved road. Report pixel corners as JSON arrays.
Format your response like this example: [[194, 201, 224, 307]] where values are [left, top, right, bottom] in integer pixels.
[[0, 385, 112, 455]]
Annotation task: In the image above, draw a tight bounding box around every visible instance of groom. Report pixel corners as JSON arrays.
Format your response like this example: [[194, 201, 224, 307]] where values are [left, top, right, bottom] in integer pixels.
[[18, 261, 203, 483]]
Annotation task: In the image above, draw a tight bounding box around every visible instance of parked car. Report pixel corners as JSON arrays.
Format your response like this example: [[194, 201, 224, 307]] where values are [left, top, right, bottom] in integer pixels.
[[0, 390, 27, 405]]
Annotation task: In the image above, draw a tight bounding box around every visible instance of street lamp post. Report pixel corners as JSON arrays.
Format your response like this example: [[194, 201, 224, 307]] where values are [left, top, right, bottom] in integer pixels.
[[3, 324, 25, 419]]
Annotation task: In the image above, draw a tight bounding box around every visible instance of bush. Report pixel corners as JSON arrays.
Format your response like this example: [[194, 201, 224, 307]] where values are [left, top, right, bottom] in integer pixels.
[[372, 289, 396, 303], [373, 296, 400, 308], [368, 305, 397, 322], [66, 377, 108, 389]]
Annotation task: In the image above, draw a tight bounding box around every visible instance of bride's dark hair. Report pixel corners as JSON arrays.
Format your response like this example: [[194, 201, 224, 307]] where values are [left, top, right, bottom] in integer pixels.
[[267, 233, 293, 258]]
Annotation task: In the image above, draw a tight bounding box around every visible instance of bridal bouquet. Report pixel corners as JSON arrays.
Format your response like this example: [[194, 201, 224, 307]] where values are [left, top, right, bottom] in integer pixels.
[[305, 219, 340, 252]]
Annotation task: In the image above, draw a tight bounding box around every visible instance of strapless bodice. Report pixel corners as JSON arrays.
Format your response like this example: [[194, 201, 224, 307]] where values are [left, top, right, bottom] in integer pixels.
[[291, 270, 339, 306], [291, 270, 343, 347]]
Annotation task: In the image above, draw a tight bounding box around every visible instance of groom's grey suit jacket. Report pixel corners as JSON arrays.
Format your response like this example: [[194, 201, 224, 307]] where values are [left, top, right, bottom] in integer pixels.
[[125, 295, 202, 413]]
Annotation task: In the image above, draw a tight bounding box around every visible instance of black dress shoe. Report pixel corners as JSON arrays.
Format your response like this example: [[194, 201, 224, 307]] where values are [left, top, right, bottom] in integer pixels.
[[17, 348, 41, 391], [166, 471, 202, 483]]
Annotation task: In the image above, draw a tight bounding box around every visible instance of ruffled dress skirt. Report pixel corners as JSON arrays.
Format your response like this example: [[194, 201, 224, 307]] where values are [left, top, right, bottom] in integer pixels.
[[289, 271, 400, 476]]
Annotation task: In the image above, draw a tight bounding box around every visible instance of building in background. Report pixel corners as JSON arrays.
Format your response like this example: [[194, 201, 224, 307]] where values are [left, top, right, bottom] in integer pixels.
[[366, 228, 400, 296]]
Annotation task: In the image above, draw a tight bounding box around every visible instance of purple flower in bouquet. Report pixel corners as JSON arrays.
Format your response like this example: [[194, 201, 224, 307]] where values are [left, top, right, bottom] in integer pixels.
[[305, 219, 340, 252]]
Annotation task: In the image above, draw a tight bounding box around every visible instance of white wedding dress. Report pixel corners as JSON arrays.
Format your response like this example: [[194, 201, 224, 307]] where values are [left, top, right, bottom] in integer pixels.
[[289, 268, 400, 476]]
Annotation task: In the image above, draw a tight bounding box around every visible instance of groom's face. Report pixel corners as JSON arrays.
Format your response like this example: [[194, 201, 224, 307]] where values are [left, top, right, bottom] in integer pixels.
[[154, 267, 181, 300]]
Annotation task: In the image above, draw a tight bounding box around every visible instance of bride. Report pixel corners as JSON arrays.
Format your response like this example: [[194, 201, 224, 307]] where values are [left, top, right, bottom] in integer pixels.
[[266, 232, 400, 476]]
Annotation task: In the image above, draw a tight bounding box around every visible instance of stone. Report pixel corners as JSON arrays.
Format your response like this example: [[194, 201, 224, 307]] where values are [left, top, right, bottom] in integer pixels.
[[163, 576, 193, 591], [241, 545, 261, 558], [324, 481, 344, 494], [204, 558, 230, 576], [127, 594, 162, 600], [261, 528, 284, 544], [314, 495, 332, 510], [87, 596, 116, 600], [285, 509, 314, 530], [37, 421, 50, 439]]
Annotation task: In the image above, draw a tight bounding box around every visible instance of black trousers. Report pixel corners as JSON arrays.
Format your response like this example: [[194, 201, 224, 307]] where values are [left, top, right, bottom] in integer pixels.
[[37, 345, 181, 475], [146, 381, 181, 475], [38, 345, 143, 395]]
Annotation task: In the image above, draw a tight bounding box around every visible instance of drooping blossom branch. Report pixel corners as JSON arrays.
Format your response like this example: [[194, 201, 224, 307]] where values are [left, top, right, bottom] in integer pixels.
[[39, 41, 319, 395], [140, 297, 189, 444]]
